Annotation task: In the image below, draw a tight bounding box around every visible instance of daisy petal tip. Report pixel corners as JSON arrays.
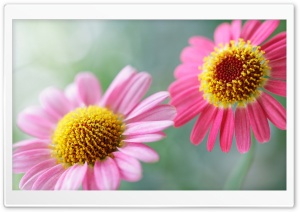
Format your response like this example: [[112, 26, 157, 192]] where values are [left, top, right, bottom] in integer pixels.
[[190, 137, 201, 146], [220, 148, 230, 153], [238, 149, 250, 154]]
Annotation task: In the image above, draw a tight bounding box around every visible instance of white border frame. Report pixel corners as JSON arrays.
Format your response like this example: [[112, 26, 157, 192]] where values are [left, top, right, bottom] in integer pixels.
[[4, 4, 294, 207]]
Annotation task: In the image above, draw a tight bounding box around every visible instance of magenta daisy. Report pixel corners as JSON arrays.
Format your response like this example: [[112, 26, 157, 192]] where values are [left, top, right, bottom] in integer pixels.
[[13, 66, 176, 190], [169, 20, 286, 153]]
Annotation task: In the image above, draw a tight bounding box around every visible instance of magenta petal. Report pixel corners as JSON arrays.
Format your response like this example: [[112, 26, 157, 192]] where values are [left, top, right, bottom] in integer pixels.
[[190, 104, 216, 145], [113, 152, 142, 182], [269, 58, 286, 80], [75, 72, 102, 106], [188, 36, 215, 52], [180, 46, 207, 64], [101, 66, 137, 109], [257, 92, 286, 130], [124, 121, 173, 135], [261, 32, 286, 52], [125, 91, 169, 121], [235, 107, 251, 153], [82, 167, 99, 190], [169, 75, 199, 96], [220, 108, 234, 153], [247, 101, 270, 143], [174, 98, 208, 127], [264, 79, 286, 97], [127, 105, 176, 123], [170, 85, 201, 106], [174, 63, 201, 79], [214, 23, 231, 45], [230, 20, 242, 41], [59, 163, 88, 190], [118, 143, 159, 163], [123, 132, 166, 143], [32, 164, 65, 190], [207, 108, 223, 152], [265, 44, 286, 61], [117, 72, 152, 115], [240, 20, 261, 40], [39, 87, 72, 121], [248, 20, 280, 46], [94, 158, 120, 190], [17, 106, 55, 139], [19, 159, 56, 190]]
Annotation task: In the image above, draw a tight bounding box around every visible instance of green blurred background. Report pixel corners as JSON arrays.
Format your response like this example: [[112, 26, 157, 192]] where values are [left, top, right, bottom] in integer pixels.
[[12, 20, 286, 190]]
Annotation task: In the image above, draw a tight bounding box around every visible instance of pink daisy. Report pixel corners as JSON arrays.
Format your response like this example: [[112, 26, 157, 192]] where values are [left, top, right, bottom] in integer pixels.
[[169, 20, 286, 153], [13, 66, 176, 190]]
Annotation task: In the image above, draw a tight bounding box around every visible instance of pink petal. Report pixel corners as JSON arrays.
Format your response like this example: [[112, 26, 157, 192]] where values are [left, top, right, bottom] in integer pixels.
[[13, 149, 51, 173], [214, 22, 231, 45], [118, 143, 159, 163], [94, 158, 120, 190], [247, 101, 270, 143], [54, 167, 72, 190], [64, 83, 82, 109], [116, 72, 152, 115], [125, 91, 169, 121], [174, 98, 208, 127], [126, 105, 176, 123], [39, 87, 72, 121], [82, 167, 99, 190], [264, 79, 286, 97], [220, 108, 234, 153], [75, 72, 102, 106], [174, 63, 201, 79], [113, 152, 142, 182], [123, 121, 173, 136], [13, 139, 50, 154], [265, 44, 286, 61], [257, 92, 286, 130], [123, 132, 166, 143], [17, 106, 56, 139], [101, 66, 137, 110], [235, 107, 251, 153], [207, 108, 224, 152], [59, 163, 88, 190], [169, 75, 199, 96], [240, 20, 261, 41], [32, 164, 65, 190], [19, 158, 57, 190], [269, 58, 286, 80], [190, 104, 216, 145], [230, 20, 242, 41], [248, 20, 280, 46], [180, 46, 207, 64], [261, 32, 286, 52]]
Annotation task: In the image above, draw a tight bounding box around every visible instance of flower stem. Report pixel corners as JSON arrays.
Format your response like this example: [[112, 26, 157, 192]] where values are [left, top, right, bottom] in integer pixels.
[[223, 140, 255, 190]]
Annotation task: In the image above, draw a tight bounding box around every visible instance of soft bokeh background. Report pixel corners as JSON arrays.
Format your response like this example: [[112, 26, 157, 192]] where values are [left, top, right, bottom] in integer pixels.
[[12, 20, 286, 190]]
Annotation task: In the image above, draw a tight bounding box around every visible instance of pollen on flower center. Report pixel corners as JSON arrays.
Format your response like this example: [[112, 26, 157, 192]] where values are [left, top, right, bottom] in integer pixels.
[[51, 106, 125, 167], [199, 39, 270, 108]]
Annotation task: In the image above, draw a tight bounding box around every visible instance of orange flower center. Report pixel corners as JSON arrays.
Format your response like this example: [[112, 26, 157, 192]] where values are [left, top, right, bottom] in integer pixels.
[[199, 39, 270, 108]]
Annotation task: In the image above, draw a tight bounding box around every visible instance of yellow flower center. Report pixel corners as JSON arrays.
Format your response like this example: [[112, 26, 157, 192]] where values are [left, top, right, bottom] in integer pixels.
[[51, 106, 125, 167], [199, 39, 270, 108]]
